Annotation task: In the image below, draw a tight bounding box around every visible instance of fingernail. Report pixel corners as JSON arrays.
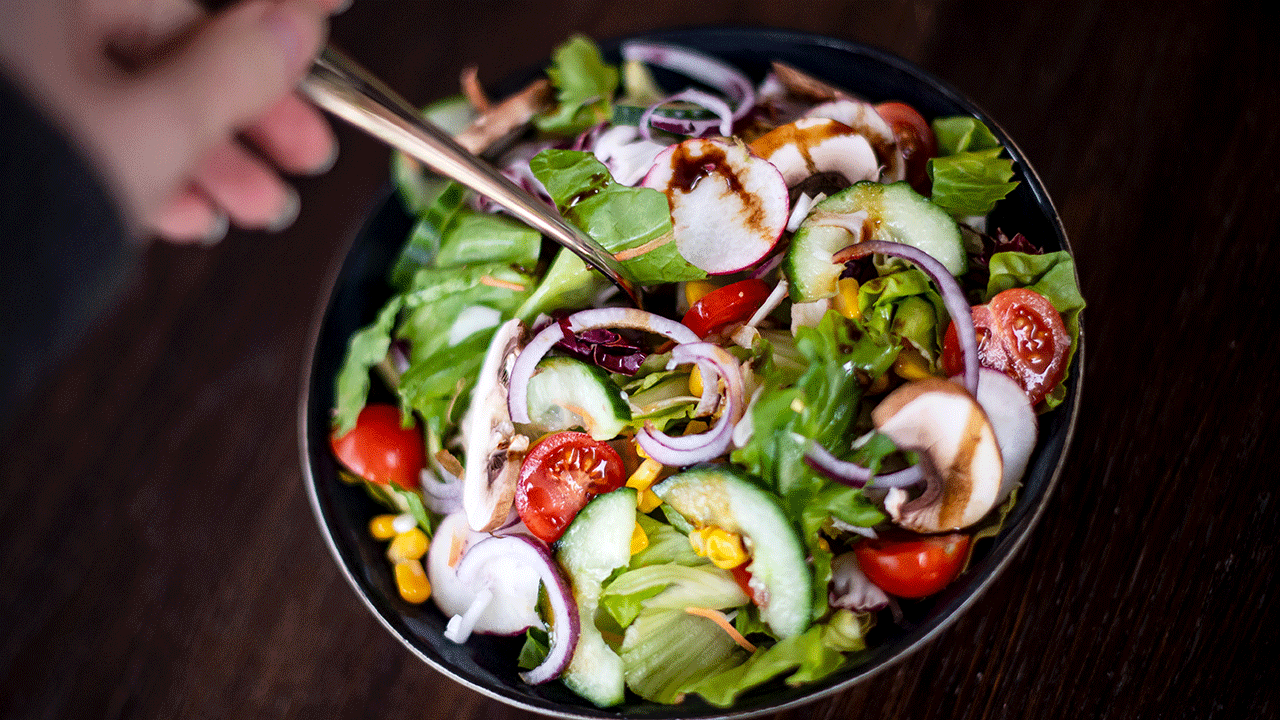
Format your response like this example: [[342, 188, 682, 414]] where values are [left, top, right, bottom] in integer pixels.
[[266, 186, 301, 233], [333, 0, 354, 14], [312, 141, 340, 175], [199, 211, 231, 246]]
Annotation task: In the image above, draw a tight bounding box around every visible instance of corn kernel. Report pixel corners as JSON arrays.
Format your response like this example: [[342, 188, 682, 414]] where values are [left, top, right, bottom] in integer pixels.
[[627, 458, 663, 492], [630, 522, 650, 555], [684, 279, 719, 307], [393, 559, 431, 604], [689, 527, 748, 569], [638, 488, 663, 513], [688, 365, 704, 397], [893, 345, 935, 381], [832, 277, 862, 320], [369, 514, 399, 541], [387, 527, 429, 562]]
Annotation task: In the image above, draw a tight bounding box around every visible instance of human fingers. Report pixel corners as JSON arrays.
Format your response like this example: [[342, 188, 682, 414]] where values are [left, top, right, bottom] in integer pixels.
[[191, 140, 300, 231], [107, 0, 329, 222], [150, 186, 230, 245], [243, 92, 339, 176]]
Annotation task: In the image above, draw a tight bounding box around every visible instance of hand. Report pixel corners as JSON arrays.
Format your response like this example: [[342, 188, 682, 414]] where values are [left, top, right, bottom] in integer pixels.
[[0, 0, 348, 243]]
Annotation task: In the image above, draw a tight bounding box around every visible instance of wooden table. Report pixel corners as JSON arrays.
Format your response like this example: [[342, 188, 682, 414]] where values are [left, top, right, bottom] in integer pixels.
[[3, 1, 1276, 717]]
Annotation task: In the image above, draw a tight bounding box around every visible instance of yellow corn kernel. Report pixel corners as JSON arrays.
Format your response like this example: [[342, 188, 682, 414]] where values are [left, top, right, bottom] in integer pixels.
[[893, 346, 935, 381], [689, 527, 749, 570], [688, 365, 704, 397], [387, 527, 429, 562], [637, 488, 663, 513], [369, 514, 400, 541], [832, 277, 862, 320], [627, 458, 664, 492], [684, 279, 719, 307], [630, 522, 650, 555], [393, 559, 431, 604]]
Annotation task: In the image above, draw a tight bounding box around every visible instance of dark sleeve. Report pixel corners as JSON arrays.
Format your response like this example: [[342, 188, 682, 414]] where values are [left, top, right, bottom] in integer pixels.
[[0, 71, 138, 425]]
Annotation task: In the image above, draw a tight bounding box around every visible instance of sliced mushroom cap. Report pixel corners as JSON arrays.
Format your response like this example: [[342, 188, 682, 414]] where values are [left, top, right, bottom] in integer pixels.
[[461, 318, 530, 532], [871, 377, 1004, 532], [749, 117, 879, 189]]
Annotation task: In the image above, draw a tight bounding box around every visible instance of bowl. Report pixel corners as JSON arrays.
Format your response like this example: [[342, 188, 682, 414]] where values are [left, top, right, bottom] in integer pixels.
[[300, 26, 1082, 719]]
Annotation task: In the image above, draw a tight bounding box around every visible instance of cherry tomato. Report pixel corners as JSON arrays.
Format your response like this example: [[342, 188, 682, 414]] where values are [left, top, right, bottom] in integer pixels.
[[515, 431, 626, 543], [875, 101, 937, 196], [942, 288, 1070, 406], [681, 278, 773, 338], [853, 533, 971, 598], [729, 563, 766, 607], [329, 404, 425, 489]]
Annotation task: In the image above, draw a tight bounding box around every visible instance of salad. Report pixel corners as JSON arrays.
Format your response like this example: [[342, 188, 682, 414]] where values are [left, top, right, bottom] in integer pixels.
[[327, 35, 1084, 709]]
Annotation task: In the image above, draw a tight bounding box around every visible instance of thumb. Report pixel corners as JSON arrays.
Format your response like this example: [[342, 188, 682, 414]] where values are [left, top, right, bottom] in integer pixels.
[[119, 0, 328, 208]]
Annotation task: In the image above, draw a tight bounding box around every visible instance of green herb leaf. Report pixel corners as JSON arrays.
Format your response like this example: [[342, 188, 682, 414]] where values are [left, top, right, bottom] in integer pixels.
[[535, 35, 619, 136]]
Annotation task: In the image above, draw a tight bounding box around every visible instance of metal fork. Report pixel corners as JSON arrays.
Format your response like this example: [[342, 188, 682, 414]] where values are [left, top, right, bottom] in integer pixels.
[[300, 46, 642, 307]]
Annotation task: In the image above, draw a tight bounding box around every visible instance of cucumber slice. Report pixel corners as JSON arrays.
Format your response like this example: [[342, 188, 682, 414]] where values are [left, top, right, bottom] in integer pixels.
[[393, 95, 478, 215], [652, 467, 812, 638], [555, 488, 638, 707], [785, 181, 965, 303], [522, 357, 632, 441]]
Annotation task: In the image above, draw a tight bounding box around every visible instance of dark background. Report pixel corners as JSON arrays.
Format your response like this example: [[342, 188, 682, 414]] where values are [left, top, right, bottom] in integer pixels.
[[3, 1, 1277, 718]]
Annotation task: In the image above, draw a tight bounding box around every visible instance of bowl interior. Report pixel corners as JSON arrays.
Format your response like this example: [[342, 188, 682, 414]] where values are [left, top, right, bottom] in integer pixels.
[[302, 26, 1080, 719]]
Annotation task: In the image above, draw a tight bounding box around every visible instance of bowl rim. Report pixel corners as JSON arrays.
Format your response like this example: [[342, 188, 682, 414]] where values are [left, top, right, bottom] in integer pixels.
[[298, 25, 1083, 719]]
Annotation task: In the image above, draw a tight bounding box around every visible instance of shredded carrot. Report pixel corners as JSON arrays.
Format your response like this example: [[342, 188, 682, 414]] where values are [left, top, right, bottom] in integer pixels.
[[459, 65, 491, 112], [613, 232, 674, 261], [449, 533, 466, 568], [479, 275, 527, 291], [684, 607, 756, 652]]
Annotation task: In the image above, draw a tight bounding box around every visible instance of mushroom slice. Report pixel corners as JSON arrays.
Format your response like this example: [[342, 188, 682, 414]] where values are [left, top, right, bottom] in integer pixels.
[[749, 117, 879, 189], [461, 318, 530, 532], [455, 78, 553, 156], [805, 99, 906, 183], [871, 378, 1004, 532]]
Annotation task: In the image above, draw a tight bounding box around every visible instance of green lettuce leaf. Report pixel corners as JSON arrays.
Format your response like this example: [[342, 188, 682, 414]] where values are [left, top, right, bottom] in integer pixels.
[[389, 182, 468, 290], [433, 211, 542, 269], [535, 35, 619, 136], [513, 247, 612, 323], [858, 267, 949, 365], [928, 147, 1019, 216], [683, 626, 846, 708], [530, 149, 706, 285], [932, 116, 1003, 155], [333, 296, 404, 434]]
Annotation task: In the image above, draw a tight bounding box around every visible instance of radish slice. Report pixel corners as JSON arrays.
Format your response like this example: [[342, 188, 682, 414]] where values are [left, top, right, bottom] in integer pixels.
[[971, 368, 1038, 504], [451, 534, 580, 685], [508, 308, 700, 425], [642, 138, 789, 275]]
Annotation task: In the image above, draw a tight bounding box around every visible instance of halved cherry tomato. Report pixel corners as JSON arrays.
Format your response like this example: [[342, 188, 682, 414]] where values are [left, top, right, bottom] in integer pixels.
[[853, 533, 970, 598], [681, 278, 773, 338], [942, 287, 1070, 406], [875, 101, 937, 196], [729, 563, 766, 607], [515, 431, 626, 543], [329, 404, 425, 489]]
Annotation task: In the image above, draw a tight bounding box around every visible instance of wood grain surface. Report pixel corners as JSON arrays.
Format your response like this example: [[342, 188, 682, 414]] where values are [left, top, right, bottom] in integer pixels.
[[3, 1, 1277, 718]]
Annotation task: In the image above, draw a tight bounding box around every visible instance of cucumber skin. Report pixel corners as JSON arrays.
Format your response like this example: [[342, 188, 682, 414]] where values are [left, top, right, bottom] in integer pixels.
[[554, 488, 638, 707], [652, 467, 812, 639], [524, 357, 631, 441], [785, 181, 965, 303]]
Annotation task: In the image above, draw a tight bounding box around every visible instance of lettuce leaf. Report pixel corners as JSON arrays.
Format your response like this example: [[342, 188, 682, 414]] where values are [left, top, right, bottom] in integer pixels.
[[683, 626, 846, 707], [333, 296, 404, 434], [530, 149, 706, 285], [858, 267, 949, 365], [928, 116, 1019, 217], [534, 35, 619, 136]]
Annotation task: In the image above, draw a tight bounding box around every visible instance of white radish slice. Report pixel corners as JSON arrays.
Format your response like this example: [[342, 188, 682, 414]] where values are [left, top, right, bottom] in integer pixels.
[[748, 117, 880, 187], [642, 138, 789, 275], [971, 368, 1039, 504], [427, 512, 542, 637]]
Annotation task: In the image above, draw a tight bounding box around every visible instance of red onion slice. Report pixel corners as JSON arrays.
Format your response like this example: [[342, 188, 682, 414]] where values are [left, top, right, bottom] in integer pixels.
[[638, 88, 734, 140], [636, 343, 744, 465], [621, 42, 756, 122], [804, 439, 922, 489], [451, 534, 580, 685], [829, 551, 891, 612], [508, 308, 700, 424], [833, 240, 978, 395]]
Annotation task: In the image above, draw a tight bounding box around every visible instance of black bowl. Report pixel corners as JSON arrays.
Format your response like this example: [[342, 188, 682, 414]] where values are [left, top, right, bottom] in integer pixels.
[[300, 26, 1082, 719]]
